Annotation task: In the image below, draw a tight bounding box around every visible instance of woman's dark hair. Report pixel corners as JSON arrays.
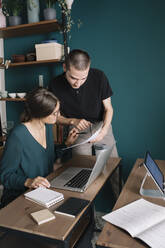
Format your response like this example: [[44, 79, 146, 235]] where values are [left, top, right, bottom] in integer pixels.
[[20, 87, 59, 122], [65, 49, 91, 71]]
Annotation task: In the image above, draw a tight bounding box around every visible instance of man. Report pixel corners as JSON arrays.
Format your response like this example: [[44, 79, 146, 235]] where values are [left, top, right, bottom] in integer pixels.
[[50, 49, 118, 151], [49, 49, 119, 197]]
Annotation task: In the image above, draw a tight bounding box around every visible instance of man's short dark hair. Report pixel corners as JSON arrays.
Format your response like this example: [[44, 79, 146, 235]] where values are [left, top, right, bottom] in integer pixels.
[[65, 49, 91, 71]]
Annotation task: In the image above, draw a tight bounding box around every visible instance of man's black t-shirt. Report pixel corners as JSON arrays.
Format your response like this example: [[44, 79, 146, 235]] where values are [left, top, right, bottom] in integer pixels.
[[49, 68, 113, 123]]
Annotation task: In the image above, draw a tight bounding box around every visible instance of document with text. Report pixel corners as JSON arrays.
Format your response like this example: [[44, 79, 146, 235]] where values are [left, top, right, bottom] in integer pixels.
[[102, 198, 165, 248]]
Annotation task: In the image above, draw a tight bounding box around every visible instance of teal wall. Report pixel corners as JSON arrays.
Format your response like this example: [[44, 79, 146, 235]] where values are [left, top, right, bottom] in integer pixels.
[[70, 0, 165, 180], [4, 0, 165, 186]]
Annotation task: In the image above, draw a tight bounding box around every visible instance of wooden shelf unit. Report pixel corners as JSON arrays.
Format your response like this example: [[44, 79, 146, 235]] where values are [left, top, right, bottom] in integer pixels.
[[0, 15, 68, 145], [0, 98, 25, 101], [0, 20, 61, 38]]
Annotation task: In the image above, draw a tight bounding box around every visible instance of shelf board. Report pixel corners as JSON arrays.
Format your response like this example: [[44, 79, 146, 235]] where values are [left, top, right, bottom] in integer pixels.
[[0, 65, 5, 69], [0, 59, 63, 68], [0, 98, 25, 101], [0, 20, 62, 38], [9, 59, 63, 67]]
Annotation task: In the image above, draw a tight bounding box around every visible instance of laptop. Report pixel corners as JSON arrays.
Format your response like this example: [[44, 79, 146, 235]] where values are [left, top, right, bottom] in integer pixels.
[[143, 151, 165, 196], [51, 146, 111, 192]]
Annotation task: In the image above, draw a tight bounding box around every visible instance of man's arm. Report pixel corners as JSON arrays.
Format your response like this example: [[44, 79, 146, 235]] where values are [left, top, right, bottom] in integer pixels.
[[57, 113, 91, 130], [90, 97, 113, 143]]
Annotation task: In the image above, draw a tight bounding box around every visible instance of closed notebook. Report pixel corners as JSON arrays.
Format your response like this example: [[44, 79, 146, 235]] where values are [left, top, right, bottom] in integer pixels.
[[24, 187, 64, 208], [31, 209, 55, 225], [54, 197, 90, 218]]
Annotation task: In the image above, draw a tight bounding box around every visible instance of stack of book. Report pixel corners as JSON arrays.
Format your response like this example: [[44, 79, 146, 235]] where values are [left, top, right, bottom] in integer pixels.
[[24, 187, 64, 208], [53, 124, 69, 144]]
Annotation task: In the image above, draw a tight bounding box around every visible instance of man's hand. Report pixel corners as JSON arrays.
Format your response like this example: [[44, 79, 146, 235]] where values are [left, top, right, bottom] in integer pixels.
[[70, 118, 91, 130], [24, 176, 50, 189], [89, 128, 107, 143]]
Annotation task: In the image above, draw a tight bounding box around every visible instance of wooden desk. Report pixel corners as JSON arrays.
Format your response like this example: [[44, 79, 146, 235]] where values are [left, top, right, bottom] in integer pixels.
[[0, 155, 121, 248], [96, 158, 165, 248]]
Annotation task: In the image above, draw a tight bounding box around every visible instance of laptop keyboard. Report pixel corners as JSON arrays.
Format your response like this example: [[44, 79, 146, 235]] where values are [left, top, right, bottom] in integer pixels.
[[64, 169, 91, 189]]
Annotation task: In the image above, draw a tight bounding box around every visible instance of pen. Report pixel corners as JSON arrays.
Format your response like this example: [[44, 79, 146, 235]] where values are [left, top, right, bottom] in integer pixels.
[[76, 132, 87, 134]]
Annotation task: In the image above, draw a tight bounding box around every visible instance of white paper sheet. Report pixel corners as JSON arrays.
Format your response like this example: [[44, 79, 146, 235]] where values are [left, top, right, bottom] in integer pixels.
[[63, 126, 102, 150]]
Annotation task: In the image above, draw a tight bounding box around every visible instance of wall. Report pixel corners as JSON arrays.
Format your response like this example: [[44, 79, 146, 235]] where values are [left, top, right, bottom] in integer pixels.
[[4, 0, 165, 184], [70, 0, 165, 180]]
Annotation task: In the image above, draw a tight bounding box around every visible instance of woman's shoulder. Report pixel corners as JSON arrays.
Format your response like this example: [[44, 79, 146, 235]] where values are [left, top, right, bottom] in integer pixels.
[[8, 123, 26, 138], [4, 124, 26, 147]]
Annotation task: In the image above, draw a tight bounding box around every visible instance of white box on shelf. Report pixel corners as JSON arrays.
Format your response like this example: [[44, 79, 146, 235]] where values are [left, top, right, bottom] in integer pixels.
[[35, 42, 64, 61]]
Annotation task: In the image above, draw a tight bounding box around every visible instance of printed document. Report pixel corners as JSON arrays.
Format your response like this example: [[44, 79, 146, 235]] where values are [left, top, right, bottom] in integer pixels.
[[102, 198, 165, 248]]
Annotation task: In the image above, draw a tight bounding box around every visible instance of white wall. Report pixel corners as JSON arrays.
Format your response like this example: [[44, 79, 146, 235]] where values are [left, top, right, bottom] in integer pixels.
[[0, 38, 5, 199], [0, 38, 6, 128]]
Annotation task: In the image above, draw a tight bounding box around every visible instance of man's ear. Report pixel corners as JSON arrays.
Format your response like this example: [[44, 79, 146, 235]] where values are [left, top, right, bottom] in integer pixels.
[[63, 63, 66, 72]]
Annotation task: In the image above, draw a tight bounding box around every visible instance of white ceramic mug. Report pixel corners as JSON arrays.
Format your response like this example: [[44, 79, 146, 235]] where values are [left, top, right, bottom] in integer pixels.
[[1, 91, 8, 98]]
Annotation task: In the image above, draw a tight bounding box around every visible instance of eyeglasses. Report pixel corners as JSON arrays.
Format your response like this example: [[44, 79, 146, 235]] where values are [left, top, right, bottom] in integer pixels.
[[51, 110, 59, 117]]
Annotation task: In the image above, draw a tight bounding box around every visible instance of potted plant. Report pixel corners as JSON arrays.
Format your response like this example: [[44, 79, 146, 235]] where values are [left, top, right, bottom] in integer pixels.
[[2, 0, 23, 26], [43, 0, 57, 20]]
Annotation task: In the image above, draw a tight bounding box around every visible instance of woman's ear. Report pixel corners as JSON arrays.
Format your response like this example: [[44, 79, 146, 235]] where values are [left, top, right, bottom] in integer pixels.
[[63, 63, 66, 72]]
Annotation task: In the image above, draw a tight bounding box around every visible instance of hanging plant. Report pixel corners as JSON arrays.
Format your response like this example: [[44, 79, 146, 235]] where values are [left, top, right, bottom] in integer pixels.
[[57, 0, 74, 33]]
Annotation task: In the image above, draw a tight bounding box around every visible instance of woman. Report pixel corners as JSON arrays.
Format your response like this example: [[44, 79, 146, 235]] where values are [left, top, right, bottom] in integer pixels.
[[0, 87, 78, 207]]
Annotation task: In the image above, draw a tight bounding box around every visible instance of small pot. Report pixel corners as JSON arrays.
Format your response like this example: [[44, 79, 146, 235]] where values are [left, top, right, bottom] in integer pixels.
[[8, 16, 21, 26], [12, 54, 25, 63], [43, 8, 56, 20]]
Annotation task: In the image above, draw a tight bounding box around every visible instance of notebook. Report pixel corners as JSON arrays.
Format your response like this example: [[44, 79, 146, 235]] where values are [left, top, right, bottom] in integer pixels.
[[24, 187, 64, 208], [31, 209, 55, 225], [54, 197, 90, 218], [51, 146, 111, 192]]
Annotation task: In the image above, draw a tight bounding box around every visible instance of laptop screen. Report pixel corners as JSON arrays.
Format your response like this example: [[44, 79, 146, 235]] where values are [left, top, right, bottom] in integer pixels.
[[144, 152, 164, 194]]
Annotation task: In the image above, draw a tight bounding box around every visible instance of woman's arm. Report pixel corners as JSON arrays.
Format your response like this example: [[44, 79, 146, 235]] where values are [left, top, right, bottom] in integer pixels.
[[0, 134, 27, 190]]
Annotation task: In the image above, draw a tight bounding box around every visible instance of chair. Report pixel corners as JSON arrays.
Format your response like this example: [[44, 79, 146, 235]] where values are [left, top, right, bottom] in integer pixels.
[[0, 146, 4, 202], [0, 146, 4, 158]]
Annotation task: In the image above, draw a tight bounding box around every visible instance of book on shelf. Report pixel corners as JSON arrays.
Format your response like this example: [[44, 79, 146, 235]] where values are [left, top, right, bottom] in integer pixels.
[[31, 209, 55, 225], [102, 198, 165, 248], [24, 187, 64, 208], [52, 124, 58, 143], [54, 197, 90, 218]]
